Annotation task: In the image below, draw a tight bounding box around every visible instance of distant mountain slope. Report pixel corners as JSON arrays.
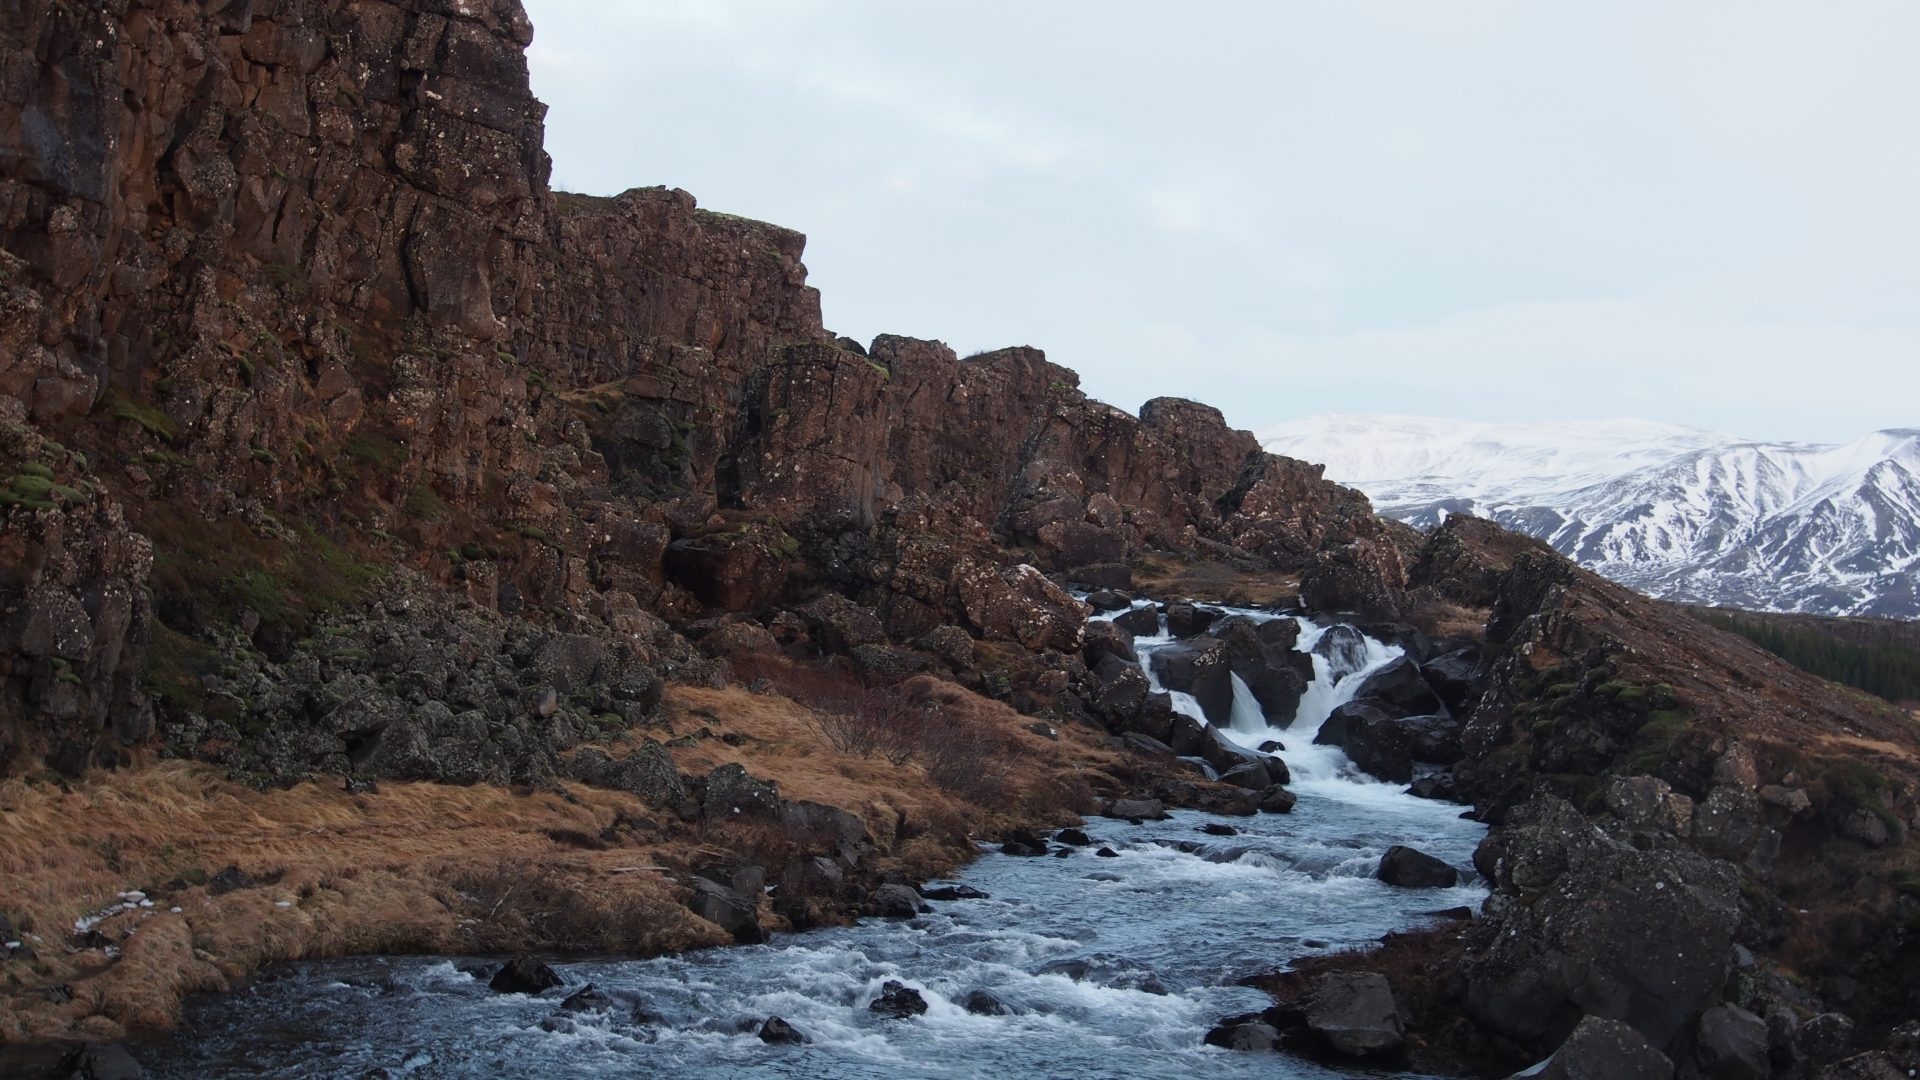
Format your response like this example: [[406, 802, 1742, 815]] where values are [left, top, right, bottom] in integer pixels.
[[1262, 414, 1920, 618]]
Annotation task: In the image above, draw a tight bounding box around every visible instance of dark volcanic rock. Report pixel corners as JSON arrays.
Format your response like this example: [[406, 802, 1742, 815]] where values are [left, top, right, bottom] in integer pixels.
[[759, 1016, 810, 1044], [1164, 603, 1221, 638], [1257, 785, 1298, 813], [686, 878, 767, 944], [1112, 606, 1163, 637], [1377, 845, 1459, 888], [1348, 655, 1445, 717], [1516, 1015, 1674, 1080], [871, 884, 929, 918], [869, 979, 929, 1019], [1420, 647, 1482, 711], [1206, 1017, 1283, 1052], [1694, 1003, 1769, 1080], [1463, 796, 1740, 1053], [1210, 616, 1312, 723], [489, 957, 563, 995], [1314, 700, 1414, 782], [1149, 638, 1234, 724], [700, 764, 781, 821], [962, 988, 1015, 1016], [559, 984, 617, 1013], [1299, 972, 1405, 1059]]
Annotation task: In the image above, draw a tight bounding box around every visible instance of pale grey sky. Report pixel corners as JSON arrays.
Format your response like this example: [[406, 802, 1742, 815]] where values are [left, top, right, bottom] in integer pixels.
[[523, 1, 1920, 443]]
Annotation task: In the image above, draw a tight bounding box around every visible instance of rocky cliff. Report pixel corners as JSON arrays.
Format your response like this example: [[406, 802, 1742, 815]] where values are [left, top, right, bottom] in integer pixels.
[[0, 0, 1400, 779]]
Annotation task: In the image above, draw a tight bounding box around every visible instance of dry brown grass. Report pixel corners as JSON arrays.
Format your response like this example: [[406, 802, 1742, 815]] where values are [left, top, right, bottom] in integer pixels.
[[0, 673, 1131, 1046], [1128, 555, 1301, 608], [0, 763, 720, 1044]]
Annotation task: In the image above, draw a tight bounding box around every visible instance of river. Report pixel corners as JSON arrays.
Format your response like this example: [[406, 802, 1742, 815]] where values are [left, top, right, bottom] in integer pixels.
[[136, 605, 1486, 1079]]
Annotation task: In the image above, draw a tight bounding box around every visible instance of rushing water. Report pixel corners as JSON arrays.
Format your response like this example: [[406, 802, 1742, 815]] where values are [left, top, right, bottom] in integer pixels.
[[136, 605, 1485, 1079]]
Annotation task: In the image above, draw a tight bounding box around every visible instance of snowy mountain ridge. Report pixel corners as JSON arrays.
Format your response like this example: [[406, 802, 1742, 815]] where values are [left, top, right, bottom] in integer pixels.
[[1261, 414, 1920, 619]]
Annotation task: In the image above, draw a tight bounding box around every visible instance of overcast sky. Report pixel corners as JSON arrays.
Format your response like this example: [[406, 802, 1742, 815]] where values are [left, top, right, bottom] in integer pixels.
[[523, 1, 1918, 444]]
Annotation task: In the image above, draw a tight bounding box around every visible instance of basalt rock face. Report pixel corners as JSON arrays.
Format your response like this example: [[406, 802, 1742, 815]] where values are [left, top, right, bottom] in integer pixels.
[[1359, 515, 1920, 1071], [0, 0, 1400, 777]]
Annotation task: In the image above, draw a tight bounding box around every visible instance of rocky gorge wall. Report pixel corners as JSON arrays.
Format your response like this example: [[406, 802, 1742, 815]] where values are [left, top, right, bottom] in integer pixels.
[[0, 0, 1402, 778]]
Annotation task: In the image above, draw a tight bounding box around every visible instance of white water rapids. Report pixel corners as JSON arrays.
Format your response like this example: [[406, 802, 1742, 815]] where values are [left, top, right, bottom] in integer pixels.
[[131, 603, 1484, 1079]]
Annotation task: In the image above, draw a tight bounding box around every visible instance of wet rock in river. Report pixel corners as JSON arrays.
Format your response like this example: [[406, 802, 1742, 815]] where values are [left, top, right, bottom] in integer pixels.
[[759, 1016, 810, 1044], [488, 957, 563, 995], [962, 988, 1015, 1016], [869, 979, 928, 1019], [1377, 845, 1459, 888], [558, 983, 616, 1013], [871, 884, 930, 918]]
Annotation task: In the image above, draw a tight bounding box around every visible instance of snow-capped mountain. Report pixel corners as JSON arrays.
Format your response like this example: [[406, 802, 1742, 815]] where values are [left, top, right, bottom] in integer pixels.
[[1261, 414, 1920, 619]]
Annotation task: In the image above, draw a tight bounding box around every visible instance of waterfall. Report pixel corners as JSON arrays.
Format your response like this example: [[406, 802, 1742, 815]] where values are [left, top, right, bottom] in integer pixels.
[[1099, 602, 1409, 794]]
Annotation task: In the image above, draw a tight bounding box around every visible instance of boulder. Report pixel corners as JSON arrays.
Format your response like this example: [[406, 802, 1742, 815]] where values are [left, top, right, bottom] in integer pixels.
[[1421, 647, 1482, 711], [1086, 589, 1133, 612], [1311, 624, 1374, 681], [1314, 700, 1414, 782], [795, 592, 887, 654], [489, 957, 563, 995], [1210, 616, 1313, 723], [566, 743, 686, 806], [1164, 602, 1221, 638], [869, 979, 929, 1019], [686, 878, 766, 944], [1104, 798, 1168, 821], [1199, 727, 1288, 787], [1089, 653, 1152, 726], [1205, 1018, 1283, 1052], [953, 560, 1090, 652], [1463, 796, 1741, 1053], [1257, 785, 1298, 813], [1112, 605, 1162, 637], [1349, 656, 1445, 717], [1301, 972, 1405, 1058], [699, 763, 781, 821], [1510, 1015, 1674, 1080], [1149, 639, 1234, 724], [1123, 732, 1175, 757], [759, 1016, 810, 1044], [1694, 1003, 1769, 1080], [1081, 620, 1136, 665], [962, 988, 1015, 1016], [559, 984, 617, 1013], [1606, 775, 1696, 835], [1377, 845, 1459, 888], [1055, 828, 1094, 846], [1407, 770, 1461, 802], [871, 884, 929, 918]]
